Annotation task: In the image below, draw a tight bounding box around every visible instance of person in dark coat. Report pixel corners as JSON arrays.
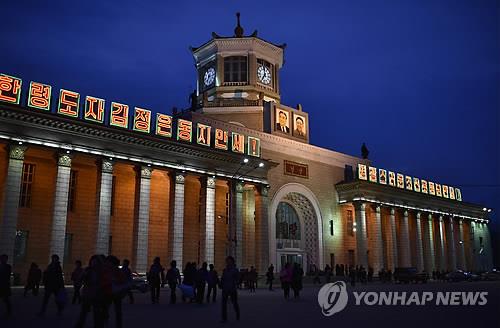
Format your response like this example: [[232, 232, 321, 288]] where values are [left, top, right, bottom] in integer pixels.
[[220, 256, 240, 323], [71, 260, 84, 304], [120, 259, 134, 304], [206, 264, 219, 303], [39, 254, 65, 316], [266, 264, 274, 291], [75, 255, 104, 328], [195, 262, 208, 304], [166, 260, 181, 304], [291, 263, 303, 298], [148, 257, 165, 304], [0, 254, 12, 317], [24, 262, 42, 297], [248, 266, 257, 292]]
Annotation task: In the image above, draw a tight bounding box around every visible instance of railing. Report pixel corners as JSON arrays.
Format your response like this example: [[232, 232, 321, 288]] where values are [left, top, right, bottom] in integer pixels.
[[222, 82, 249, 87], [203, 98, 262, 108]]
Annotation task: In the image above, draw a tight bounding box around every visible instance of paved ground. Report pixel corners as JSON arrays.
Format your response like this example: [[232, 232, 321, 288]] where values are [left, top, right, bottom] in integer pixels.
[[1, 280, 499, 328]]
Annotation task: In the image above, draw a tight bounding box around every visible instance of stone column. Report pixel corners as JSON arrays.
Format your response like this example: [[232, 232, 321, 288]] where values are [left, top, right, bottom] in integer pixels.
[[390, 208, 398, 270], [458, 219, 466, 270], [134, 166, 152, 273], [482, 223, 493, 270], [95, 159, 114, 255], [354, 202, 368, 268], [424, 214, 436, 273], [470, 221, 480, 271], [203, 176, 216, 265], [447, 217, 457, 271], [49, 153, 73, 261], [230, 181, 244, 268], [372, 206, 384, 273], [438, 216, 446, 271], [415, 212, 424, 272], [255, 185, 269, 274], [399, 210, 411, 267], [0, 145, 27, 263], [172, 172, 186, 267]]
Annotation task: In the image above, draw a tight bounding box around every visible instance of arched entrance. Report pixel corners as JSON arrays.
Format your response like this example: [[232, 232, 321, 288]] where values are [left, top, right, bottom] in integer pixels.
[[269, 183, 324, 271]]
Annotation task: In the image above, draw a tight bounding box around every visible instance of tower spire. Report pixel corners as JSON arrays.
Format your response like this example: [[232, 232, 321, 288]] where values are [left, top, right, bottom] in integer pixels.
[[234, 12, 244, 37]]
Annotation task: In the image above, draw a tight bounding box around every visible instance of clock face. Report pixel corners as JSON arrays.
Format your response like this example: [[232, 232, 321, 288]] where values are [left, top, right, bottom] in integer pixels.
[[257, 65, 272, 85], [203, 67, 216, 87]]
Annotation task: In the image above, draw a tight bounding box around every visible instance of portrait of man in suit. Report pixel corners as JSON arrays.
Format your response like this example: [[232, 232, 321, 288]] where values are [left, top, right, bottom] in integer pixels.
[[275, 109, 290, 133], [293, 114, 307, 138]]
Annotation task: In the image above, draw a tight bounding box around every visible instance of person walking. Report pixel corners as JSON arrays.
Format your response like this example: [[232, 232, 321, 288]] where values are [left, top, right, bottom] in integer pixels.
[[39, 254, 65, 316], [120, 259, 134, 304], [71, 260, 84, 304], [195, 262, 208, 304], [220, 256, 240, 323], [0, 254, 12, 317], [349, 265, 356, 287], [75, 255, 104, 328], [24, 262, 42, 297], [166, 260, 181, 304], [279, 263, 292, 299], [266, 264, 274, 291], [248, 266, 257, 293], [291, 263, 303, 298], [148, 257, 165, 304], [206, 264, 219, 303]]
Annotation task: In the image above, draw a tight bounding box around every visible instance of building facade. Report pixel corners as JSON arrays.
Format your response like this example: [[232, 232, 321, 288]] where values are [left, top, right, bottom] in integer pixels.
[[0, 18, 493, 281]]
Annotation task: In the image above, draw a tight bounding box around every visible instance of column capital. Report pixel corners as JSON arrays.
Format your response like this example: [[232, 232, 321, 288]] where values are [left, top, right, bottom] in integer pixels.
[[9, 144, 27, 160], [100, 159, 114, 174], [390, 208, 395, 215], [139, 166, 153, 179], [416, 212, 421, 219], [458, 219, 464, 225], [258, 184, 269, 197], [175, 172, 186, 184], [439, 215, 443, 222], [56, 153, 73, 167], [207, 176, 216, 189], [375, 205, 381, 214], [428, 213, 433, 220], [233, 181, 244, 193], [354, 201, 366, 211], [403, 210, 409, 217]]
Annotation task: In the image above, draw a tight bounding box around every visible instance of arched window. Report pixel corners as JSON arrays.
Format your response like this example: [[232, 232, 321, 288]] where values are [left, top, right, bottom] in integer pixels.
[[276, 202, 301, 240]]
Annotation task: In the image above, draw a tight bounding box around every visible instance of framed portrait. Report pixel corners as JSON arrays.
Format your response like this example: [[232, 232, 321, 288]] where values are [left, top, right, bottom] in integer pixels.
[[379, 169, 387, 184], [292, 113, 307, 139], [413, 178, 420, 192], [442, 185, 449, 198], [397, 173, 404, 188], [428, 182, 435, 195], [449, 187, 455, 200], [421, 180, 428, 194], [358, 164, 367, 180], [369, 167, 377, 183], [388, 171, 396, 186], [455, 188, 462, 201], [405, 176, 413, 190], [275, 107, 290, 134], [435, 184, 442, 197]]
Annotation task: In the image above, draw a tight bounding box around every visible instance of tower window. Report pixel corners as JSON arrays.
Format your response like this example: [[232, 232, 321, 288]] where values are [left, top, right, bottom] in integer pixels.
[[224, 56, 248, 83]]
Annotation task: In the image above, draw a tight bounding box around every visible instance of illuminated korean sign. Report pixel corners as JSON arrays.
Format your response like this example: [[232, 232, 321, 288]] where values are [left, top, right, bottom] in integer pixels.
[[57, 89, 80, 117], [0, 74, 22, 104], [110, 102, 129, 128], [197, 123, 211, 147], [156, 113, 172, 137], [0, 73, 261, 158], [85, 96, 105, 123], [28, 82, 51, 110], [356, 164, 462, 201]]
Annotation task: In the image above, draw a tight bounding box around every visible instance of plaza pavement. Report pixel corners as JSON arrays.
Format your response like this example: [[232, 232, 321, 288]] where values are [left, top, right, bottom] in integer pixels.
[[1, 280, 499, 328]]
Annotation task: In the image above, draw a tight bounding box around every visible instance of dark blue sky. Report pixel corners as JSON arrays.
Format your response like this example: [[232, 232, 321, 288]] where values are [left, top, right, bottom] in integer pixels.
[[1, 1, 499, 258]]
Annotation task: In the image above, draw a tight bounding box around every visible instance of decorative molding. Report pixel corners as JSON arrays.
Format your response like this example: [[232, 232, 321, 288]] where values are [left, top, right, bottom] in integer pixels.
[[175, 173, 185, 184], [235, 182, 244, 193], [101, 159, 114, 174], [375, 206, 381, 214], [390, 208, 395, 216], [404, 210, 409, 217], [140, 166, 153, 179], [9, 145, 27, 160], [207, 176, 216, 189], [57, 154, 72, 167], [260, 185, 269, 197]]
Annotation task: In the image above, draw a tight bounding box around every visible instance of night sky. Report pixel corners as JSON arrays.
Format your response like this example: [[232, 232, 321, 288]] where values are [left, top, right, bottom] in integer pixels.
[[1, 1, 499, 262]]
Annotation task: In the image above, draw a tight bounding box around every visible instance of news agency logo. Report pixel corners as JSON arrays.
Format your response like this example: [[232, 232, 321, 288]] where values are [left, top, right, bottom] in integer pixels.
[[317, 281, 349, 316]]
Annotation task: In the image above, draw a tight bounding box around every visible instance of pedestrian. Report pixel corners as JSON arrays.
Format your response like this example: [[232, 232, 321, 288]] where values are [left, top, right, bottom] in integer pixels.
[[220, 256, 240, 323], [312, 264, 321, 284], [182, 262, 196, 302], [325, 264, 332, 283], [291, 263, 303, 298], [279, 263, 292, 299], [368, 266, 373, 283], [248, 266, 257, 293], [206, 264, 219, 303], [39, 254, 65, 316], [120, 259, 134, 304], [0, 254, 12, 317], [266, 264, 274, 291], [75, 255, 104, 328], [349, 265, 356, 287], [71, 260, 84, 304], [166, 260, 181, 304], [195, 262, 208, 304], [148, 257, 164, 304], [24, 262, 42, 297], [104, 256, 126, 328]]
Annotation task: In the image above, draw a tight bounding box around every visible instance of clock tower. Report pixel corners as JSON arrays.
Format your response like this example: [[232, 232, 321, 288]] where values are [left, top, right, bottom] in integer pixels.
[[191, 13, 286, 131]]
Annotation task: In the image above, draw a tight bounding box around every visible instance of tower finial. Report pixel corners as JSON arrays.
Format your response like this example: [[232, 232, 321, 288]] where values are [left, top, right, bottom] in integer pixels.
[[234, 12, 244, 37]]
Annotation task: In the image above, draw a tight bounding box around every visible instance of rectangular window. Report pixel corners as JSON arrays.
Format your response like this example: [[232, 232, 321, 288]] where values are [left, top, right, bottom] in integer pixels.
[[329, 219, 334, 236], [64, 233, 73, 263], [110, 176, 116, 216], [68, 170, 78, 212], [14, 230, 29, 262], [19, 163, 35, 208], [225, 192, 230, 224], [346, 210, 354, 237], [224, 56, 248, 83]]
